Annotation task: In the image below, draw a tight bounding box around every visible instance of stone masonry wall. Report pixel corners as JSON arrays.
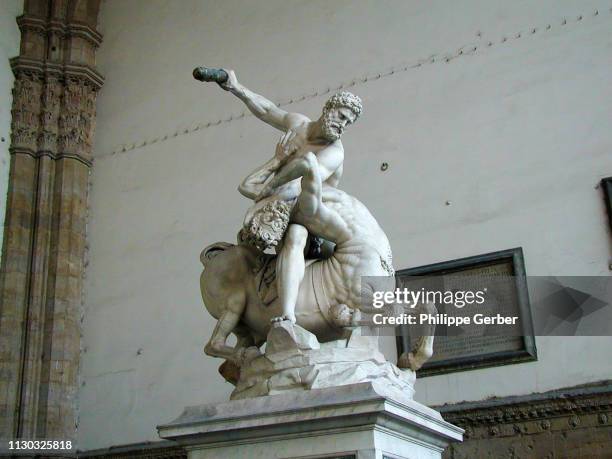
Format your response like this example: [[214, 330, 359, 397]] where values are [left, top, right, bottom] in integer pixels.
[[0, 0, 103, 441]]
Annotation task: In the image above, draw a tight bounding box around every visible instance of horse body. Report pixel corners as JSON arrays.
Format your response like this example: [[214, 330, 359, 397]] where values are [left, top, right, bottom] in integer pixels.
[[200, 191, 394, 344]]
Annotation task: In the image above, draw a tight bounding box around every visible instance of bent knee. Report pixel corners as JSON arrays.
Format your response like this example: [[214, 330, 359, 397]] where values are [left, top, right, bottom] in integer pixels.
[[204, 341, 219, 356]]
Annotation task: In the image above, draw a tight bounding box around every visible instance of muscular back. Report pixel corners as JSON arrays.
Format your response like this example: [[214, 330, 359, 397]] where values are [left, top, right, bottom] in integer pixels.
[[294, 187, 391, 257]]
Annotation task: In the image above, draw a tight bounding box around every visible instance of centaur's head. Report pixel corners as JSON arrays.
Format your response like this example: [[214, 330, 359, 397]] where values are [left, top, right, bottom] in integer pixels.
[[240, 200, 292, 252]]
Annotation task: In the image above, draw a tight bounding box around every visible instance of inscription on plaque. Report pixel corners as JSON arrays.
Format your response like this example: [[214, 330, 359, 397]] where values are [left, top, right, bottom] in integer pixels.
[[396, 248, 537, 376]]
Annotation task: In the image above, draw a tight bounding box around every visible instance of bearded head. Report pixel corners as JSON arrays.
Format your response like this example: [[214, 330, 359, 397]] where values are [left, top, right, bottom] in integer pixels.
[[241, 200, 292, 252], [321, 92, 363, 141]]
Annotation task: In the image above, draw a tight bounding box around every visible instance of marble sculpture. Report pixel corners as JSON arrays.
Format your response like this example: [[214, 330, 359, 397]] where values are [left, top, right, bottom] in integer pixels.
[[194, 68, 435, 399]]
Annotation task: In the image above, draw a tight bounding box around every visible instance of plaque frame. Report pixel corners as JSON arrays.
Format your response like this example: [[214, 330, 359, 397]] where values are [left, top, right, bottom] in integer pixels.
[[395, 247, 537, 377], [602, 176, 612, 231]]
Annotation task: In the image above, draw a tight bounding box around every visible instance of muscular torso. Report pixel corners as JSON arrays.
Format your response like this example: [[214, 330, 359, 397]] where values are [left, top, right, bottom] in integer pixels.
[[274, 120, 389, 259], [278, 119, 343, 190], [294, 188, 388, 249], [293, 187, 394, 308]]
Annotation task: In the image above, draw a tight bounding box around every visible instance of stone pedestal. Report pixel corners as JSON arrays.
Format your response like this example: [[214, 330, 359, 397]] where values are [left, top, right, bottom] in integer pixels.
[[158, 382, 462, 459]]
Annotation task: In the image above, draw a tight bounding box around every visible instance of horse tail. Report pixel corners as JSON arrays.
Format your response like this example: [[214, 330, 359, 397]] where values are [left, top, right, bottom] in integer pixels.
[[200, 242, 234, 268]]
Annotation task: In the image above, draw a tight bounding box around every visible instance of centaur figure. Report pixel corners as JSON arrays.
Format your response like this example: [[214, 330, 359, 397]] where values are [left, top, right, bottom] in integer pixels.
[[200, 146, 433, 372], [197, 69, 434, 375]]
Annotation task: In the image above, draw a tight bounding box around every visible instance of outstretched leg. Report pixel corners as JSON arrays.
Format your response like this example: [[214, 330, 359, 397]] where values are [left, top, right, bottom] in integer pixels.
[[274, 224, 308, 323], [267, 152, 345, 323]]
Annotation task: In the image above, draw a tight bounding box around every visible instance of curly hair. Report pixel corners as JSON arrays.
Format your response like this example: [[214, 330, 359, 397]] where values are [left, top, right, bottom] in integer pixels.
[[242, 200, 292, 251], [323, 91, 363, 119]]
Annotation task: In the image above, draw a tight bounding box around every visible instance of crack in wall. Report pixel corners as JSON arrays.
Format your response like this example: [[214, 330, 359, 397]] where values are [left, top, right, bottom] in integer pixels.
[[98, 8, 611, 159]]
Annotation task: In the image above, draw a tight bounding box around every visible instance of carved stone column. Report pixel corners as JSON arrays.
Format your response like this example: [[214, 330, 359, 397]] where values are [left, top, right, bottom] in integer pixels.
[[0, 0, 103, 441]]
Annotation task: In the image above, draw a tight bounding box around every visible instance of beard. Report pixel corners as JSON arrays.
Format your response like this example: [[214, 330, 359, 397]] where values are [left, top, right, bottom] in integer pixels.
[[321, 113, 343, 141]]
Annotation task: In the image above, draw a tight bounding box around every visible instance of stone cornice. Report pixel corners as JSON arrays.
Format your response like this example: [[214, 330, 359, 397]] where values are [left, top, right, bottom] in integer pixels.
[[10, 56, 105, 90], [437, 381, 612, 442], [10, 146, 94, 168], [16, 14, 47, 35], [17, 14, 103, 47], [438, 381, 612, 426], [79, 441, 186, 459]]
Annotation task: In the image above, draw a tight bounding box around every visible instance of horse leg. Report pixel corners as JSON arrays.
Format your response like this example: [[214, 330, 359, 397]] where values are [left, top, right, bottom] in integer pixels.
[[234, 323, 255, 348], [235, 325, 262, 362], [218, 325, 260, 385], [204, 292, 247, 365], [398, 302, 437, 371]]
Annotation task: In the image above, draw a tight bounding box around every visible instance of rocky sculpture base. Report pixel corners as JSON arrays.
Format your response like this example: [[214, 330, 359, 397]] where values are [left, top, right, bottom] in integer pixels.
[[158, 382, 463, 459], [232, 321, 416, 400]]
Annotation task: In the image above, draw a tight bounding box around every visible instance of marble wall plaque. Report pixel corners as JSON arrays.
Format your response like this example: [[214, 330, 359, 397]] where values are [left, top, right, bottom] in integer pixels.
[[602, 177, 612, 231], [395, 248, 537, 377]]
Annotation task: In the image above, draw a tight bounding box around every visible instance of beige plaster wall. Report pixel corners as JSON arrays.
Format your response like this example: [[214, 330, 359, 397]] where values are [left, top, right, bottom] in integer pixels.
[[80, 0, 612, 449], [0, 0, 23, 255]]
